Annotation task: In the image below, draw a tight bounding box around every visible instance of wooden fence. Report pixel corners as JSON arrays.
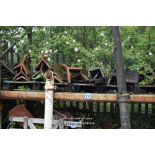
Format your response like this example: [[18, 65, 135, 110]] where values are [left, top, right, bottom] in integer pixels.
[[54, 101, 153, 118], [8, 115, 83, 129]]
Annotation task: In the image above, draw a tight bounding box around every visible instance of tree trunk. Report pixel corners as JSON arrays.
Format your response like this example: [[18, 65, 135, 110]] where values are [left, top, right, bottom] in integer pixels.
[[93, 27, 96, 48], [27, 27, 32, 44], [83, 26, 87, 47], [112, 26, 131, 129]]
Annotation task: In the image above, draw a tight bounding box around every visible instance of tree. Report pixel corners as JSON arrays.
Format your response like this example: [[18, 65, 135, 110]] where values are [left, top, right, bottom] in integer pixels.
[[112, 26, 131, 129], [0, 26, 155, 84]]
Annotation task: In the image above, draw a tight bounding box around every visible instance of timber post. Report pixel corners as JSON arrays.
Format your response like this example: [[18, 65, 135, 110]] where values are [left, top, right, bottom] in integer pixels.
[[112, 26, 131, 129], [44, 70, 56, 129], [0, 101, 4, 129], [0, 55, 1, 129]]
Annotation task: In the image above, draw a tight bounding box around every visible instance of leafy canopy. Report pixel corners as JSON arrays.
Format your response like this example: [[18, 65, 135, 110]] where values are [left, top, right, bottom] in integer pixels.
[[0, 26, 155, 84]]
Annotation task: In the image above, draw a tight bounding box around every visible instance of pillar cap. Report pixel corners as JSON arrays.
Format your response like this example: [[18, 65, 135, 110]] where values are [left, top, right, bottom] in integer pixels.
[[44, 70, 53, 80]]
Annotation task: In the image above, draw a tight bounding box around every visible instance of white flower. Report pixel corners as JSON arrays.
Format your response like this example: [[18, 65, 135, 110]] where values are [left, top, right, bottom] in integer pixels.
[[47, 57, 51, 61], [64, 31, 67, 34], [45, 50, 48, 54], [15, 48, 18, 53], [8, 42, 11, 47], [41, 50, 44, 54], [100, 32, 104, 36], [149, 52, 152, 56], [95, 48, 98, 51], [73, 40, 76, 43], [54, 49, 58, 53], [32, 28, 37, 32], [77, 59, 81, 63], [18, 27, 23, 31], [16, 35, 20, 38], [29, 49, 32, 53], [66, 41, 69, 45], [49, 49, 52, 53], [131, 46, 133, 49], [105, 43, 108, 46], [20, 39, 24, 44], [13, 45, 17, 50], [74, 47, 79, 52]]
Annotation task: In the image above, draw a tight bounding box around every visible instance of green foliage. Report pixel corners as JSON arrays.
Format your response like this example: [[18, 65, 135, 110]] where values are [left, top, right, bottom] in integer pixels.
[[131, 116, 151, 129], [17, 85, 30, 91], [32, 72, 44, 81], [1, 26, 155, 83], [120, 26, 155, 84]]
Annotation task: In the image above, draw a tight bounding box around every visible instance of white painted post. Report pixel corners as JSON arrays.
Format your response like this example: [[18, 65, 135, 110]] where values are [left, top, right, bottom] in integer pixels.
[[23, 116, 28, 129], [44, 70, 55, 129], [58, 119, 64, 129]]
